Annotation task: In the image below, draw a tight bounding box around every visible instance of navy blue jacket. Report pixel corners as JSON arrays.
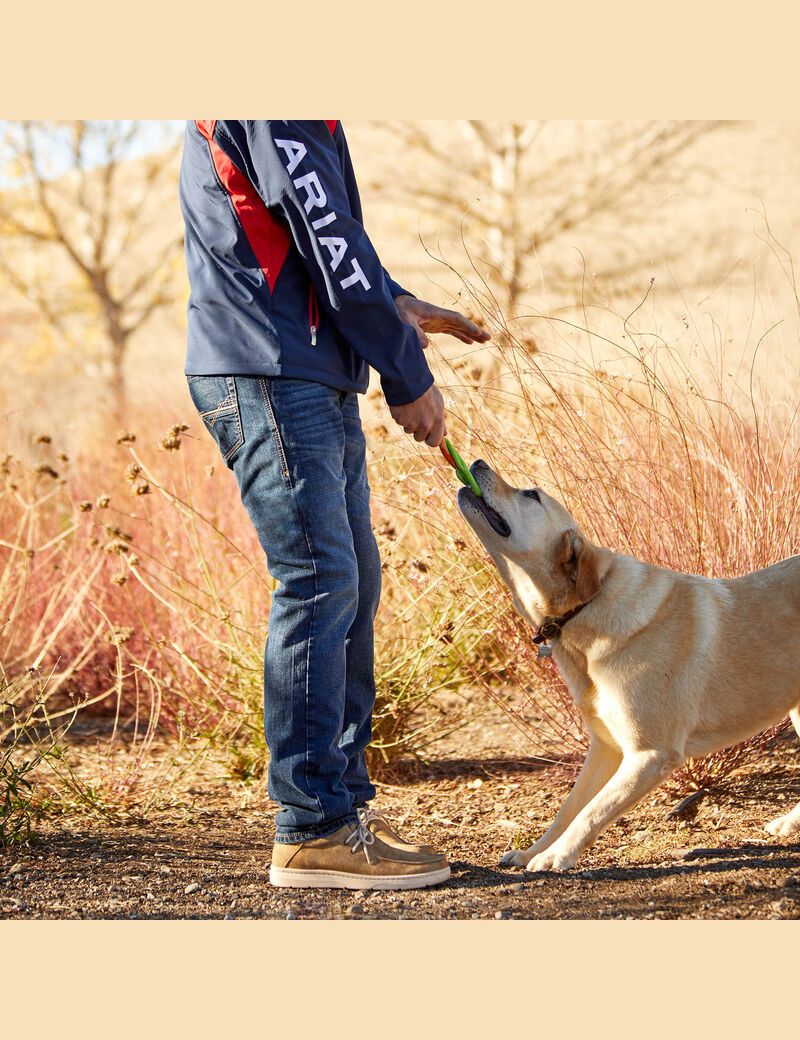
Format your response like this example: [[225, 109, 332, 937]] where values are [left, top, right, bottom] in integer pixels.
[[179, 120, 433, 406]]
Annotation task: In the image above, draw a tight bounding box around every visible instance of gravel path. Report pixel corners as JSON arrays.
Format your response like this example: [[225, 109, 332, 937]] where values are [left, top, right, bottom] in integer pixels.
[[3, 729, 800, 919]]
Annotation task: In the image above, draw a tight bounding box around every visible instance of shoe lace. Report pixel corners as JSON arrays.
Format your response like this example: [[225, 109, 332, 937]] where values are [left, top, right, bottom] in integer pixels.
[[358, 807, 388, 829], [345, 807, 377, 863]]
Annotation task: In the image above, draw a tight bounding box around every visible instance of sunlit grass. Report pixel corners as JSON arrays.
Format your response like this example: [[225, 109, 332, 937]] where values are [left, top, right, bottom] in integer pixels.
[[3, 249, 800, 837]]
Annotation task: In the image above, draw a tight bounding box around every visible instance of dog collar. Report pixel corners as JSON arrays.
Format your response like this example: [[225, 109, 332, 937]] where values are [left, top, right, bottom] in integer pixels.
[[532, 602, 591, 658]]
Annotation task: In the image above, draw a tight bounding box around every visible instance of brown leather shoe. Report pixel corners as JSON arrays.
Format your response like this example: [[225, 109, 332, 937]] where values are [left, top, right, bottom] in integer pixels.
[[269, 809, 450, 890]]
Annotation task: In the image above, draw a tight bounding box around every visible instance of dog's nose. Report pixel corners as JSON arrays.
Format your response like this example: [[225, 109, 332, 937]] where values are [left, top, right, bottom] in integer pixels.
[[472, 458, 489, 471]]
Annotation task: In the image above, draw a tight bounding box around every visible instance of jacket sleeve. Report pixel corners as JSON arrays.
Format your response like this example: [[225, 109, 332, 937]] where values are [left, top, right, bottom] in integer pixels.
[[233, 120, 433, 406], [383, 269, 414, 300]]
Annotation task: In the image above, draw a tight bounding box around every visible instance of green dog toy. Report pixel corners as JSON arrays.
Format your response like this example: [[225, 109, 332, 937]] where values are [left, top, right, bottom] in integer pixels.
[[440, 438, 482, 497]]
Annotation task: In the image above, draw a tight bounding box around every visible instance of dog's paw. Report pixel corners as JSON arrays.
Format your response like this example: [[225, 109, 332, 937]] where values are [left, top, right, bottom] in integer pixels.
[[766, 811, 800, 838], [499, 849, 530, 868], [523, 847, 578, 873]]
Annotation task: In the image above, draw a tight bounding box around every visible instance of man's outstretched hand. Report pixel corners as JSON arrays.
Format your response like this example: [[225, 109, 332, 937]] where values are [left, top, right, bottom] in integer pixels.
[[394, 295, 491, 349], [389, 384, 446, 448], [389, 296, 488, 448]]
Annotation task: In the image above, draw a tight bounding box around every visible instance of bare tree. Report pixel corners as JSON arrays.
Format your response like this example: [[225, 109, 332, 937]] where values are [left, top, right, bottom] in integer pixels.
[[0, 120, 183, 420], [369, 120, 725, 315]]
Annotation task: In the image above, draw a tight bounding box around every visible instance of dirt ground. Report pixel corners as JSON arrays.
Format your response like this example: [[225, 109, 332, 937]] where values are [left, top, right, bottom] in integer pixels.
[[2, 708, 800, 920]]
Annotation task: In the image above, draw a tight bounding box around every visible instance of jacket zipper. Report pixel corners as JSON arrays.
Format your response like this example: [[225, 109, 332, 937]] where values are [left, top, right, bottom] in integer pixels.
[[308, 284, 320, 346]]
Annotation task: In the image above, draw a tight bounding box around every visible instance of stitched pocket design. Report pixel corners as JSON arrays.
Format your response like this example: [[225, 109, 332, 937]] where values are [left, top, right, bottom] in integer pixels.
[[187, 375, 244, 463]]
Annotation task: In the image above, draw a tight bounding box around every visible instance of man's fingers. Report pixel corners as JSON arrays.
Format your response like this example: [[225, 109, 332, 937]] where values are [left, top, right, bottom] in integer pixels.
[[427, 390, 446, 446], [388, 383, 444, 445], [419, 307, 491, 343], [446, 311, 489, 340], [444, 314, 491, 342], [426, 416, 446, 447]]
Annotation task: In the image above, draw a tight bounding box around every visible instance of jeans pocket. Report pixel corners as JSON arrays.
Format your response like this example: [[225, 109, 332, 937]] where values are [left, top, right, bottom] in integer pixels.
[[187, 375, 244, 464]]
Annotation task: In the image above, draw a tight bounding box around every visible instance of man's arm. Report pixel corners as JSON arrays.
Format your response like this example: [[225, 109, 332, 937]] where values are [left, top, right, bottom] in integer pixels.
[[230, 120, 433, 408], [218, 120, 489, 445]]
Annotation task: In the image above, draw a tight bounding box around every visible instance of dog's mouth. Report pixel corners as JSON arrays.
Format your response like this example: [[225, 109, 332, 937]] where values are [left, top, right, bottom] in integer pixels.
[[458, 486, 512, 538]]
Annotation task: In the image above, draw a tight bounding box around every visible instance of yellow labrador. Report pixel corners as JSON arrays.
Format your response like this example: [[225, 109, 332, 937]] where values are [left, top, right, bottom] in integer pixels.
[[458, 459, 800, 871]]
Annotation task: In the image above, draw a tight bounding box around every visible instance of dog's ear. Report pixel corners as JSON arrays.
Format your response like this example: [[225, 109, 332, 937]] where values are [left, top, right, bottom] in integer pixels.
[[559, 531, 600, 602], [575, 537, 601, 602], [556, 530, 573, 565]]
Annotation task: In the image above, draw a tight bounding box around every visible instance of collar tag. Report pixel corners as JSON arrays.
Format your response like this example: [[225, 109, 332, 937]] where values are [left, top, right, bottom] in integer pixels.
[[532, 588, 600, 657]]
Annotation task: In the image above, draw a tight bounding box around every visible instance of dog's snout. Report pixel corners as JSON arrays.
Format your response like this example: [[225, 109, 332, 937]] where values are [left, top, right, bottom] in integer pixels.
[[472, 459, 490, 472]]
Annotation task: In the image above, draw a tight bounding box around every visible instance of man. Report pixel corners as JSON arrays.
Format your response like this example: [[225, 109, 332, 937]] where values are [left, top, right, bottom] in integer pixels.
[[179, 120, 489, 890]]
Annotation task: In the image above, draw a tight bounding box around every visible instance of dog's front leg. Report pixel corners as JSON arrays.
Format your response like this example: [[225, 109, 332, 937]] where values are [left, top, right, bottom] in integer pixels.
[[522, 748, 681, 872], [766, 706, 800, 838], [500, 739, 622, 867]]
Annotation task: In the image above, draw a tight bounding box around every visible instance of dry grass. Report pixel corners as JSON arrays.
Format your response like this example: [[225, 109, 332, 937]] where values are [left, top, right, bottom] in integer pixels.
[[3, 242, 800, 838], [389, 236, 800, 786]]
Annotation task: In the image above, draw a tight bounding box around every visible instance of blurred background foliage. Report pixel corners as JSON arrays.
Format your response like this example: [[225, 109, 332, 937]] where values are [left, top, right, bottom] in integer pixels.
[[2, 120, 800, 838]]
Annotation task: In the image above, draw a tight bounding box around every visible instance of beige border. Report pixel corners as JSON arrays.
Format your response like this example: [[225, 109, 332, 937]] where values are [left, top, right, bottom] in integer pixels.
[[2, 1, 799, 118], [2, 2, 797, 1035], [2, 920, 796, 1036]]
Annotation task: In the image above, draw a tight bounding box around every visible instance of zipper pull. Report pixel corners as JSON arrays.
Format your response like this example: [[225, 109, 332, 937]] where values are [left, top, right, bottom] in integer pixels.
[[308, 283, 319, 346]]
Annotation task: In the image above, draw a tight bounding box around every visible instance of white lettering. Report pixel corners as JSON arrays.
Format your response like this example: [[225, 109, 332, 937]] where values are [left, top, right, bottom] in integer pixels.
[[340, 258, 371, 292], [277, 140, 372, 293], [275, 138, 307, 175], [312, 211, 337, 231], [293, 172, 327, 214], [319, 236, 348, 271]]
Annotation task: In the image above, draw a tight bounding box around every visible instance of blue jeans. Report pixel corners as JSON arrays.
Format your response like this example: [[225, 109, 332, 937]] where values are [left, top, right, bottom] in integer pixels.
[[186, 375, 380, 842]]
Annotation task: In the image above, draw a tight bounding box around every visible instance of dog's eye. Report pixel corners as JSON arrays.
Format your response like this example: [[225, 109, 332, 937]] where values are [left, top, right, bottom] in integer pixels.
[[522, 489, 541, 502]]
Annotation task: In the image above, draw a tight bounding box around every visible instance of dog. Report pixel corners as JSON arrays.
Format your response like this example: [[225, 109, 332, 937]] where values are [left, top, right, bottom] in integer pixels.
[[457, 459, 800, 871]]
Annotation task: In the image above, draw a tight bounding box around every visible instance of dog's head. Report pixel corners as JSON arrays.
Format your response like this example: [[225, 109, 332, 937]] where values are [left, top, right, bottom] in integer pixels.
[[457, 460, 601, 620]]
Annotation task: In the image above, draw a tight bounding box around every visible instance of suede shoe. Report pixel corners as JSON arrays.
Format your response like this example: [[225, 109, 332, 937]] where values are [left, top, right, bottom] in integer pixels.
[[269, 808, 450, 890], [358, 807, 437, 855]]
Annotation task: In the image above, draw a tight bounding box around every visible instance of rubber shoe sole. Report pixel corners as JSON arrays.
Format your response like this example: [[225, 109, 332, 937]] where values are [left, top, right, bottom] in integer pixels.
[[269, 863, 451, 891]]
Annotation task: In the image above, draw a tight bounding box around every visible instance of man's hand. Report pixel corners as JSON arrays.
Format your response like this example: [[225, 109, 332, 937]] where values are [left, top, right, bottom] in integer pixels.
[[389, 384, 446, 447], [388, 296, 486, 448], [394, 295, 491, 349]]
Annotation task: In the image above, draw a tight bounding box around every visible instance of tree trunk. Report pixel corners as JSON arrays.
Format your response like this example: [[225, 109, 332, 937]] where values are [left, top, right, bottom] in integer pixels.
[[106, 321, 128, 427], [485, 123, 525, 316]]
